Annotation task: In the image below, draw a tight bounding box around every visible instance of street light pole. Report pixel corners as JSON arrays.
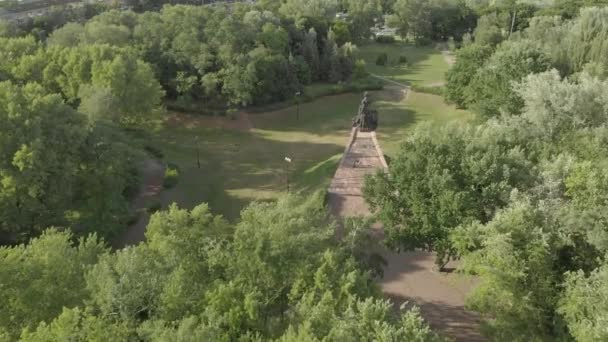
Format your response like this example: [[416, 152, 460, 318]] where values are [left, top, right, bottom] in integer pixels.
[[196, 136, 201, 169], [295, 91, 301, 121]]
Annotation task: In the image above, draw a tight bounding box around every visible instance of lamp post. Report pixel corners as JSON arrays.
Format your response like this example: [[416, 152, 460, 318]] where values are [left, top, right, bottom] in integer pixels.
[[284, 157, 292, 192], [195, 136, 201, 169], [295, 91, 301, 121]]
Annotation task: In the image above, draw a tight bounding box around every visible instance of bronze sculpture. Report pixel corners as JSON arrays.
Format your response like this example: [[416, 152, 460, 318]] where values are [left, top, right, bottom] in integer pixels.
[[352, 91, 378, 131]]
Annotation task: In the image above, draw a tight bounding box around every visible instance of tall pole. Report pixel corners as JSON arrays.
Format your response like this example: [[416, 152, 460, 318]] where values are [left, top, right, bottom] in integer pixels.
[[196, 136, 201, 169], [295, 91, 301, 121]]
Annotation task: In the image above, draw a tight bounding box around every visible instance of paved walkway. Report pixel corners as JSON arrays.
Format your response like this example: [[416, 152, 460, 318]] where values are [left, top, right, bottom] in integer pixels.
[[328, 129, 387, 217], [328, 126, 484, 342]]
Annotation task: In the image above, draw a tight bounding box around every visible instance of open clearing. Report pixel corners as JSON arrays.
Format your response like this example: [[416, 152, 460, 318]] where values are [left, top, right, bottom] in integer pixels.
[[124, 41, 480, 340], [142, 41, 470, 221]]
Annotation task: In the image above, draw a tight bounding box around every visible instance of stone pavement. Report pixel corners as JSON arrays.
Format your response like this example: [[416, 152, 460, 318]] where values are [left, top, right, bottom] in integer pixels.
[[328, 128, 388, 217]]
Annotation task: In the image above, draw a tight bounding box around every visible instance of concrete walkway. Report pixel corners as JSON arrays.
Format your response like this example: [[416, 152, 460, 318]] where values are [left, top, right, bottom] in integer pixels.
[[328, 126, 484, 341]]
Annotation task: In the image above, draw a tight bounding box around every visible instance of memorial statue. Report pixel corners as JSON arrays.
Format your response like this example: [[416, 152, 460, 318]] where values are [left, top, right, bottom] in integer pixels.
[[352, 92, 378, 131]]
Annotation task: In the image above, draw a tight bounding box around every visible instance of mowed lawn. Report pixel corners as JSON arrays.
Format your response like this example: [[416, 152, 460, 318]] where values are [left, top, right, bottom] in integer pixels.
[[150, 94, 360, 220], [358, 41, 448, 87], [148, 42, 471, 220], [359, 41, 472, 156]]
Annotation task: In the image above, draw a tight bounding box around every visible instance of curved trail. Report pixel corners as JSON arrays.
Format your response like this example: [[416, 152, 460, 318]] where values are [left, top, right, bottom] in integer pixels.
[[328, 121, 484, 341], [112, 159, 165, 248]]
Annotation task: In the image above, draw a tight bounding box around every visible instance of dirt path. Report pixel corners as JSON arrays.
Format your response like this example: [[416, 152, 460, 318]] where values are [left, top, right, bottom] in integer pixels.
[[112, 159, 165, 248], [328, 125, 484, 341], [441, 50, 456, 67]]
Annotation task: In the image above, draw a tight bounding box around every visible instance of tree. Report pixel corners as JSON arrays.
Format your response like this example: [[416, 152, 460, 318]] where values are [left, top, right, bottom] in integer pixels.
[[473, 13, 504, 46], [453, 200, 566, 340], [46, 22, 84, 47], [465, 40, 551, 117], [389, 0, 432, 43], [0, 230, 106, 339], [20, 308, 130, 342], [560, 264, 608, 341], [345, 0, 382, 42], [0, 82, 87, 239], [365, 120, 537, 268], [445, 43, 494, 107], [301, 28, 321, 81]]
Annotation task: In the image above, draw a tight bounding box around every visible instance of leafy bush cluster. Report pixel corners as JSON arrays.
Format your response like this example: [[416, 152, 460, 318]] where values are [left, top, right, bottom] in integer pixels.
[[0, 194, 441, 341], [366, 6, 608, 341], [163, 164, 179, 189]]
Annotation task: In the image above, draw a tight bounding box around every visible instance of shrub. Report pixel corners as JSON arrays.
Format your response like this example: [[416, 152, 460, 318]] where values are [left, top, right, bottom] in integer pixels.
[[163, 163, 179, 189], [375, 35, 395, 44], [353, 59, 367, 79], [398, 55, 408, 64], [376, 53, 388, 66], [125, 213, 139, 226], [146, 200, 161, 213], [411, 84, 445, 96], [144, 145, 164, 159]]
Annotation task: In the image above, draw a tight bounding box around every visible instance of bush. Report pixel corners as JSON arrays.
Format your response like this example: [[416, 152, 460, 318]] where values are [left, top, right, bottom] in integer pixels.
[[375, 35, 395, 43], [376, 53, 388, 66], [353, 59, 367, 79], [411, 84, 445, 96], [144, 145, 164, 159], [163, 163, 179, 189], [398, 55, 408, 64], [125, 213, 139, 226], [146, 200, 161, 213]]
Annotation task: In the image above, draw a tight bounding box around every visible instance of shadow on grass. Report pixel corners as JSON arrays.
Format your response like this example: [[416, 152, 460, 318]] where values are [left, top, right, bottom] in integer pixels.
[[149, 126, 346, 222]]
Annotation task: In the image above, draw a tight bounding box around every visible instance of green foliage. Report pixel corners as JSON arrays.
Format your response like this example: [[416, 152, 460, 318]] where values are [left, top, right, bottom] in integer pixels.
[[163, 164, 179, 189], [398, 55, 408, 64], [465, 40, 551, 117], [375, 52, 389, 65], [560, 264, 608, 341], [445, 43, 493, 107], [0, 230, 106, 339], [2, 193, 441, 340], [389, 0, 477, 43], [364, 122, 535, 268], [375, 35, 396, 43]]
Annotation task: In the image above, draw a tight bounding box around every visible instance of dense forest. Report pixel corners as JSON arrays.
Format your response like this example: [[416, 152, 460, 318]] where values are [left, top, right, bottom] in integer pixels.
[[365, 1, 608, 341], [2, 0, 608, 340], [0, 1, 366, 243]]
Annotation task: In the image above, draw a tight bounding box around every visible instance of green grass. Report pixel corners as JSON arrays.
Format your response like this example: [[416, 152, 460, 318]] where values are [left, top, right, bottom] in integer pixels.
[[358, 41, 450, 87], [374, 89, 473, 156], [141, 43, 471, 221], [149, 93, 361, 221]]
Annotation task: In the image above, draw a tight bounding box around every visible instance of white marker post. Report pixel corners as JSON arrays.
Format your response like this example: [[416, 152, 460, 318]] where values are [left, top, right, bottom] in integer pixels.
[[284, 157, 292, 192]]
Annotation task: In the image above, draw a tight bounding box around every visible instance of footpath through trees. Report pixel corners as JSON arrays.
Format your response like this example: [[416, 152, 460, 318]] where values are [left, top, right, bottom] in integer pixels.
[[328, 93, 484, 342]]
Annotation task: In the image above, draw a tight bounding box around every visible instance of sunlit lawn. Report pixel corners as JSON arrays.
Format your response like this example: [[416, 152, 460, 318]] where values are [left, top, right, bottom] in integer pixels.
[[358, 41, 450, 86], [148, 42, 471, 220], [151, 94, 360, 220]]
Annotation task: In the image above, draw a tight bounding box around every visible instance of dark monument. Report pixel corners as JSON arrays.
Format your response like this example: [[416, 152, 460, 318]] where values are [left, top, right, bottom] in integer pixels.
[[352, 92, 378, 131]]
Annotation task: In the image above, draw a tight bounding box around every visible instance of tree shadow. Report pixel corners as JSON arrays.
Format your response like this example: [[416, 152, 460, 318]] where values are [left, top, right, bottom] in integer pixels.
[[388, 293, 486, 342]]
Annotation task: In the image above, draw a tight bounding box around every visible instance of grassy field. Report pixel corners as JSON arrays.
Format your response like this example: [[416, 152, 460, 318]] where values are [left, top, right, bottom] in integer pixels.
[[150, 94, 360, 220], [144, 42, 471, 221], [358, 41, 450, 87]]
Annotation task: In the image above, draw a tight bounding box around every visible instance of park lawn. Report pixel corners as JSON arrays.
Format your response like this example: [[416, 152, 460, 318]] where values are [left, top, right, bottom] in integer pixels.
[[150, 93, 361, 221], [145, 43, 469, 221], [358, 41, 449, 86], [373, 88, 473, 156]]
